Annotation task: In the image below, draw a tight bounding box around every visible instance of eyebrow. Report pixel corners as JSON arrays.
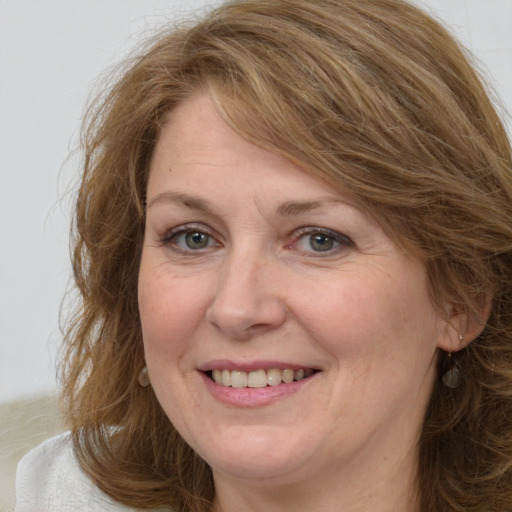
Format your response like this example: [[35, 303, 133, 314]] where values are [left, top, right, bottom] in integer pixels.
[[147, 191, 218, 216], [147, 191, 349, 217], [276, 198, 347, 216]]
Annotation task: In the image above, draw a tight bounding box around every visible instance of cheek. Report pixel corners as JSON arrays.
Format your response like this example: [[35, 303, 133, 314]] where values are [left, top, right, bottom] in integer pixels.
[[138, 263, 205, 358], [295, 265, 442, 370], [137, 265, 209, 426]]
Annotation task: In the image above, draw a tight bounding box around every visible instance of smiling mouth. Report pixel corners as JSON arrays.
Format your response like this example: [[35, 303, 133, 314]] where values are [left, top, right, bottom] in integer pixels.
[[207, 368, 317, 388]]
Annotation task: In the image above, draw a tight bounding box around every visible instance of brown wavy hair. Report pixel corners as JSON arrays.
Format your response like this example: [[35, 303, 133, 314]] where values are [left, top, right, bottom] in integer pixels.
[[62, 0, 512, 510]]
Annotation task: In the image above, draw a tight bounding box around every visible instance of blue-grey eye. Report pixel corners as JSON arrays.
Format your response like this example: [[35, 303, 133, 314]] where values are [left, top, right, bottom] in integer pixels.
[[184, 231, 210, 249], [310, 234, 335, 251], [295, 230, 348, 253], [169, 230, 214, 250]]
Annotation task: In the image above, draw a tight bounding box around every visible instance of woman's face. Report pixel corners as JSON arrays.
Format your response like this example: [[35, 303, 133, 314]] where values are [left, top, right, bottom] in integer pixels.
[[138, 93, 452, 488]]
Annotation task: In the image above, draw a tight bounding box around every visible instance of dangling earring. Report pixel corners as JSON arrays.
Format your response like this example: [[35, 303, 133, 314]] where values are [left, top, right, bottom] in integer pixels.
[[442, 335, 463, 388], [138, 365, 150, 387]]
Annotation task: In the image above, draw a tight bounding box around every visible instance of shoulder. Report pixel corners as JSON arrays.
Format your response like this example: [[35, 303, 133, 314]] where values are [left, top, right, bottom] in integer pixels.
[[14, 432, 139, 511]]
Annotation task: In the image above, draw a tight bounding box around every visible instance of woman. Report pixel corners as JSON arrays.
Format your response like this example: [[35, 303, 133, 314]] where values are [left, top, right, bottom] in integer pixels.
[[15, 0, 512, 510]]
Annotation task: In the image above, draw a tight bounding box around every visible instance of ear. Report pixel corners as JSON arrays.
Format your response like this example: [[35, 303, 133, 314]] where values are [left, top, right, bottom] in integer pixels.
[[437, 298, 492, 353]]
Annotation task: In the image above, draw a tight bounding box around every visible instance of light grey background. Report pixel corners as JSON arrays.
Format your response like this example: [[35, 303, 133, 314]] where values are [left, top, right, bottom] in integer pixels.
[[1, 0, 511, 403]]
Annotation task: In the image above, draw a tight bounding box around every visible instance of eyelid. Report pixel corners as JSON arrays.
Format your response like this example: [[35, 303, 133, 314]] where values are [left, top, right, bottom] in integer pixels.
[[295, 226, 353, 243], [160, 223, 222, 251], [156, 223, 353, 257], [160, 222, 211, 239], [288, 226, 354, 254]]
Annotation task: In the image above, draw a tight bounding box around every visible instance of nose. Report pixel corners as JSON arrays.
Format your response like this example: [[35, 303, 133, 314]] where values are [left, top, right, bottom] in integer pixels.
[[205, 249, 287, 341]]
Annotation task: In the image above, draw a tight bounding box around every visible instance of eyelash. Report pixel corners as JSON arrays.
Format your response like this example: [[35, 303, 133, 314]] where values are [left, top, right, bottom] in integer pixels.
[[159, 224, 353, 256], [287, 227, 354, 255], [160, 224, 220, 253]]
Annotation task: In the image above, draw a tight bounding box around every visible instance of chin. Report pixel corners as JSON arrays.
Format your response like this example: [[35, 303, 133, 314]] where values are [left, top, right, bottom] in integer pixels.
[[210, 455, 309, 484], [192, 426, 315, 482]]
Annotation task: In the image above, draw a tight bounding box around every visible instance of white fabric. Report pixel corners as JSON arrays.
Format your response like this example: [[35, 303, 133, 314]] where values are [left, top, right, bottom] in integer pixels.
[[14, 433, 169, 512]]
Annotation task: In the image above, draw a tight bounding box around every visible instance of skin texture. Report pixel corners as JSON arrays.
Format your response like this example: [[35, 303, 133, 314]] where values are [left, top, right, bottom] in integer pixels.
[[138, 94, 461, 512]]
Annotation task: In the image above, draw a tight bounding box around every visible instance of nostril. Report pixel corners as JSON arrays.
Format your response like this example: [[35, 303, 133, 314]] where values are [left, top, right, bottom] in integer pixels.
[[205, 273, 288, 340]]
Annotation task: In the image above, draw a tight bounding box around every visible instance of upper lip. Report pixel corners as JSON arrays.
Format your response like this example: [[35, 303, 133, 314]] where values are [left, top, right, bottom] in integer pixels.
[[197, 360, 320, 373]]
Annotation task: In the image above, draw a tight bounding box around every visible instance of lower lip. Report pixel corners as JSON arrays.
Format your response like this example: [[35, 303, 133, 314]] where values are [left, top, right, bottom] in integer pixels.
[[200, 372, 317, 407]]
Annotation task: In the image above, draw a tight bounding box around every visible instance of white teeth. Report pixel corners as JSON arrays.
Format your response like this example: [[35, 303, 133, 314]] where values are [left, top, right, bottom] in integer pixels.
[[211, 368, 314, 388], [222, 369, 231, 386], [267, 368, 282, 386], [248, 369, 267, 388], [281, 369, 294, 383], [231, 370, 248, 388], [213, 369, 222, 383]]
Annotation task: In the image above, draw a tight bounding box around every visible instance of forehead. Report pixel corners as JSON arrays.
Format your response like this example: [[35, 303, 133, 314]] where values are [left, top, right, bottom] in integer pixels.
[[149, 94, 354, 205], [149, 93, 404, 235]]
